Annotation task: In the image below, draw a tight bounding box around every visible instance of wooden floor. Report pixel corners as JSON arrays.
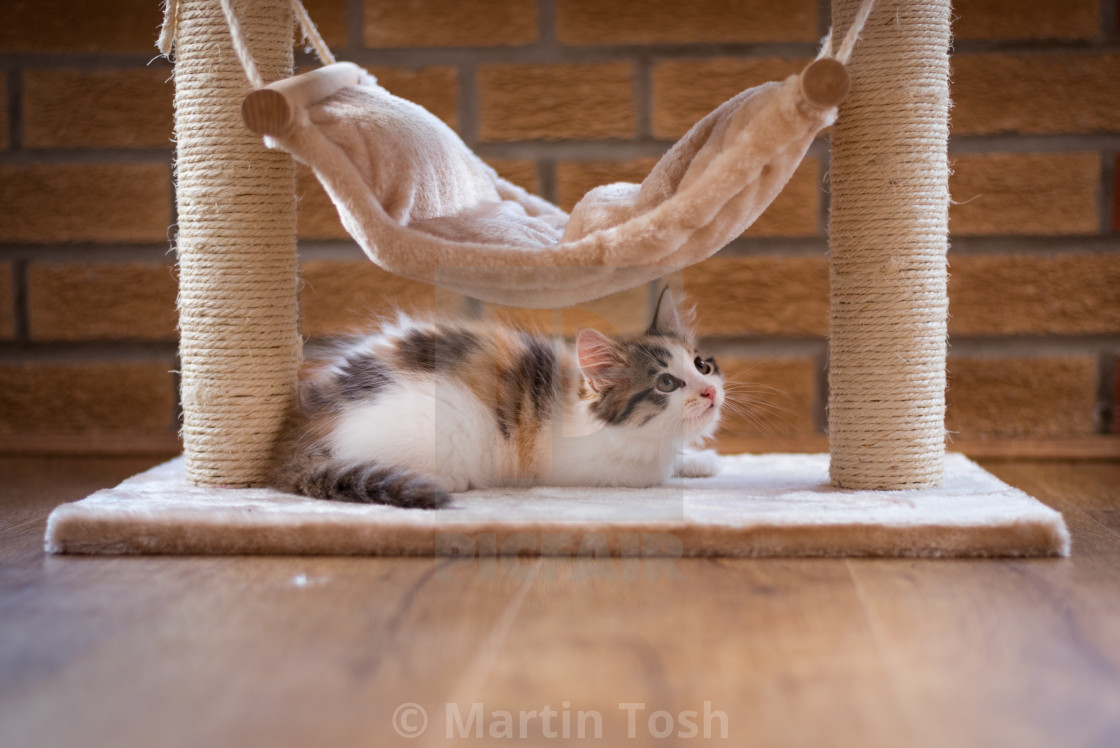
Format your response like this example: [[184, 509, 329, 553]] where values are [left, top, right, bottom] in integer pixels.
[[2, 458, 1119, 747]]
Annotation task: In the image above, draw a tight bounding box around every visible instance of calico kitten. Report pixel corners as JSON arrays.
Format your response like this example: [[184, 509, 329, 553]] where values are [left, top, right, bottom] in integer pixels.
[[271, 289, 724, 508]]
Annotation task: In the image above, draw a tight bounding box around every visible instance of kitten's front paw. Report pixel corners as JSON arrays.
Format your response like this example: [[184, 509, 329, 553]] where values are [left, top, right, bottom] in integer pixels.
[[674, 449, 721, 478]]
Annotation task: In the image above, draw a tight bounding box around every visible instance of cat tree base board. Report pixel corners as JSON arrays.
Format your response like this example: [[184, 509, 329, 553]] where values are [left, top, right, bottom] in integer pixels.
[[44, 453, 1069, 558]]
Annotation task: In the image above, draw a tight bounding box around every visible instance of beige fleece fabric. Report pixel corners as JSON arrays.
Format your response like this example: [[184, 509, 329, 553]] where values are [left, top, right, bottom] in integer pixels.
[[45, 453, 1069, 558], [266, 66, 835, 308]]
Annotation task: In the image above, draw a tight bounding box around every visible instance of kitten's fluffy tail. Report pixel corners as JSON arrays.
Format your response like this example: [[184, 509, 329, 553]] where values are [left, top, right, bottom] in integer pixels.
[[278, 454, 451, 509]]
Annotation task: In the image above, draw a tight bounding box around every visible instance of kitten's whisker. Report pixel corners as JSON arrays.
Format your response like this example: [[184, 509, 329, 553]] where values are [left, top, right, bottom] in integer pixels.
[[718, 395, 800, 435], [722, 383, 796, 400], [721, 392, 798, 419]]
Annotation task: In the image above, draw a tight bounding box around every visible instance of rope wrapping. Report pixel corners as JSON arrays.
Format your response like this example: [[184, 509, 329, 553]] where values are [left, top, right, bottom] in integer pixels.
[[827, 0, 952, 489], [171, 0, 301, 486]]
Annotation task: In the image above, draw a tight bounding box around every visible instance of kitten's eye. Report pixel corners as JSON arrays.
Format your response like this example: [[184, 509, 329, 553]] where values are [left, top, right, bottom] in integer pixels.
[[656, 373, 681, 393], [694, 356, 712, 375]]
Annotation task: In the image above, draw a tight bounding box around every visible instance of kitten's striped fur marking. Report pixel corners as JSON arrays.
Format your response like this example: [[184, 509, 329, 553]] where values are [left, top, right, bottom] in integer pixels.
[[271, 290, 724, 508]]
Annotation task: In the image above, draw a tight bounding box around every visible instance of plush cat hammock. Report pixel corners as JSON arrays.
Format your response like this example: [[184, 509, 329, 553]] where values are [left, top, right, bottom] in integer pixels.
[[235, 40, 853, 310], [43, 0, 1069, 558]]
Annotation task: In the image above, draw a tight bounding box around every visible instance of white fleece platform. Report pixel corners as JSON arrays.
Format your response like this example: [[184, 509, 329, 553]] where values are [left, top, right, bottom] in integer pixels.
[[44, 453, 1069, 558]]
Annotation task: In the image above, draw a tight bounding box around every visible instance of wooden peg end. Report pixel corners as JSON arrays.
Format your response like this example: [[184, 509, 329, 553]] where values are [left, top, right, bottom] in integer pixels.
[[242, 88, 293, 136], [800, 58, 850, 109]]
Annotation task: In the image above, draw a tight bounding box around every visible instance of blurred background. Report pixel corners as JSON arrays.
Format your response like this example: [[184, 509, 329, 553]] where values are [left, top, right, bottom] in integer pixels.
[[0, 0, 1117, 459]]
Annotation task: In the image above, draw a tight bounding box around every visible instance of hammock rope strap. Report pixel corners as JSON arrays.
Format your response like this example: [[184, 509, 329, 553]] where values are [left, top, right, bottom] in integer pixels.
[[292, 0, 336, 66], [217, 0, 265, 88]]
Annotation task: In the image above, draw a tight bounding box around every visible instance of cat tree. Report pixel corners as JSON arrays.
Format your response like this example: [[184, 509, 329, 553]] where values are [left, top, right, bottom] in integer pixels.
[[41, 0, 1069, 558], [170, 0, 945, 491]]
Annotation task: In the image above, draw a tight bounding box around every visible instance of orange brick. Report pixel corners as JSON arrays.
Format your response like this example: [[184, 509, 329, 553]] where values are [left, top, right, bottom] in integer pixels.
[[23, 69, 173, 149], [556, 0, 816, 45], [1115, 154, 1120, 233], [0, 76, 7, 150], [946, 357, 1098, 438], [485, 159, 541, 196], [299, 261, 465, 337], [949, 253, 1120, 336], [0, 0, 164, 53], [949, 154, 1100, 237], [370, 66, 458, 130], [0, 164, 170, 244], [0, 263, 13, 339], [363, 0, 537, 48], [484, 284, 651, 338], [953, 53, 1120, 135], [296, 166, 347, 240], [27, 263, 177, 341], [715, 357, 818, 440], [479, 63, 636, 142], [953, 0, 1098, 40], [301, 0, 348, 48], [652, 58, 807, 139], [684, 256, 829, 336], [0, 360, 176, 436], [1113, 355, 1120, 435]]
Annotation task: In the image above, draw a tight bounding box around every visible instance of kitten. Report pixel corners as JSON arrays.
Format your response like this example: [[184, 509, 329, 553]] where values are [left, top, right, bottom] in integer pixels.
[[270, 289, 724, 508]]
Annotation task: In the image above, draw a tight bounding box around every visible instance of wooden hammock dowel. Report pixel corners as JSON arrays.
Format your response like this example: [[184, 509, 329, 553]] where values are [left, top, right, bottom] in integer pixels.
[[800, 58, 850, 109], [242, 61, 364, 136]]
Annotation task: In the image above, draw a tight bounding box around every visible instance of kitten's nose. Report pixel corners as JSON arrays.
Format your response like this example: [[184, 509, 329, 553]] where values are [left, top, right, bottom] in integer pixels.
[[701, 385, 716, 402]]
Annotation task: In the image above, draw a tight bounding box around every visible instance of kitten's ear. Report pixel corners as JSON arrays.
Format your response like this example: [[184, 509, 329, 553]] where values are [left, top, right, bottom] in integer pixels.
[[576, 328, 627, 390], [648, 287, 688, 338]]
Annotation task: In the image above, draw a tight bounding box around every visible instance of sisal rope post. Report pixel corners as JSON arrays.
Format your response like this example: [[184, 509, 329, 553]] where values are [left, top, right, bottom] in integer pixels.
[[827, 0, 952, 489], [170, 0, 301, 487]]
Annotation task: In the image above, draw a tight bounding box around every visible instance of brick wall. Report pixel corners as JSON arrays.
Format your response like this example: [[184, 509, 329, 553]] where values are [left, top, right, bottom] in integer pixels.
[[1, 0, 1118, 457]]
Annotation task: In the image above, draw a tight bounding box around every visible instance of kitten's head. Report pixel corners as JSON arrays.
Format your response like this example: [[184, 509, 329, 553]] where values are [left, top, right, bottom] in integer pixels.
[[576, 289, 723, 443]]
